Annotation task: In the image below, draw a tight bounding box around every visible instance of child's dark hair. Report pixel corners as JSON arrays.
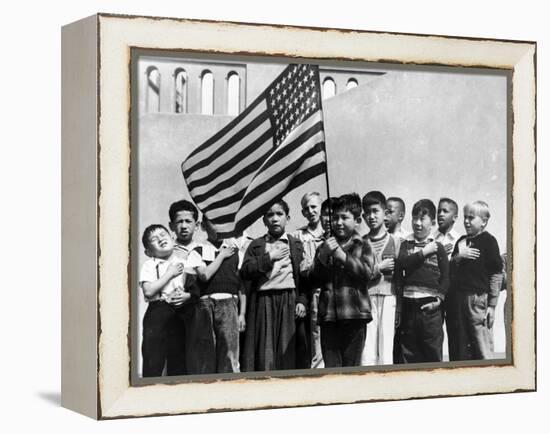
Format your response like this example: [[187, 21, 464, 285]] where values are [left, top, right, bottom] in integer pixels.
[[142, 224, 170, 250], [169, 199, 199, 222], [387, 196, 406, 214], [266, 199, 290, 216], [333, 193, 362, 219], [439, 197, 459, 214], [362, 191, 386, 210], [321, 197, 336, 214], [411, 199, 436, 220]]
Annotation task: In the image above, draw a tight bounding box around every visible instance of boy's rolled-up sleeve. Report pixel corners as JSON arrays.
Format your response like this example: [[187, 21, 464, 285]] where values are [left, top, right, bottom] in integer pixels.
[[486, 235, 503, 274], [184, 250, 205, 274], [488, 273, 503, 307]]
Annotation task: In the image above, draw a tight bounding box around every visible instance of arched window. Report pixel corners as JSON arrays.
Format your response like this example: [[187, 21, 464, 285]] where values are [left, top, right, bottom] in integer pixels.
[[227, 72, 240, 116], [201, 70, 214, 115], [322, 77, 336, 100], [346, 78, 358, 90], [146, 67, 160, 113], [174, 69, 187, 114]]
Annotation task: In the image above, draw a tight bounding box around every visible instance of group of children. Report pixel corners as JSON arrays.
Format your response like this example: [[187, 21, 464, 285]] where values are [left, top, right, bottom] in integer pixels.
[[139, 192, 504, 376]]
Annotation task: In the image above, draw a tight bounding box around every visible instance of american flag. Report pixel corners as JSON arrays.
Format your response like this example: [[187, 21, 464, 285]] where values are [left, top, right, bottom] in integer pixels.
[[181, 64, 327, 238]]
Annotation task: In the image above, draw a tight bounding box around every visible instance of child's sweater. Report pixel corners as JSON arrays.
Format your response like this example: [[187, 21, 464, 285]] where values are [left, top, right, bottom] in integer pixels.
[[365, 232, 398, 296], [396, 238, 450, 300], [450, 231, 503, 305]]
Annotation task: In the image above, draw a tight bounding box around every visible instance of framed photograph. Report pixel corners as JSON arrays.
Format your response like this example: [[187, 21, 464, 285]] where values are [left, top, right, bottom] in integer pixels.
[[61, 13, 536, 419]]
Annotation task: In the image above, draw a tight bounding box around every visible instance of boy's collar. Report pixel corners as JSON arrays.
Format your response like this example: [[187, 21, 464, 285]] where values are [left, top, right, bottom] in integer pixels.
[[407, 233, 435, 243], [150, 252, 174, 263], [174, 240, 199, 251], [367, 226, 387, 240], [434, 226, 458, 238], [300, 224, 324, 238], [265, 232, 289, 243], [467, 229, 485, 239]]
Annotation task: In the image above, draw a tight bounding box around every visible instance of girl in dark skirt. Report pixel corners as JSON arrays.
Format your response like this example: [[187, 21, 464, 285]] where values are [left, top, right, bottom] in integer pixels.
[[240, 200, 306, 372]]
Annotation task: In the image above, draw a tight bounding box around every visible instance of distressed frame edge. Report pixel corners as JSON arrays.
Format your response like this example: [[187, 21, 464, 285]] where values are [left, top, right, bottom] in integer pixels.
[[61, 13, 100, 420]]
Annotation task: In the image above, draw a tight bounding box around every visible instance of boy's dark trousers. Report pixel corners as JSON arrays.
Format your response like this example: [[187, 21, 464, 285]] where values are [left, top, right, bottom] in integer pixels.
[[141, 301, 186, 377], [396, 297, 443, 363], [320, 319, 366, 367], [295, 315, 311, 369]]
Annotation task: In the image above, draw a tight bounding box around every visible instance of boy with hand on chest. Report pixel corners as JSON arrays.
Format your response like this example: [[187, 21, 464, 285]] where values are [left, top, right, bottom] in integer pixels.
[[292, 192, 326, 369], [165, 199, 204, 374], [184, 217, 245, 374], [312, 193, 375, 368], [139, 224, 202, 377], [447, 201, 503, 360], [394, 199, 449, 364], [361, 191, 399, 366]]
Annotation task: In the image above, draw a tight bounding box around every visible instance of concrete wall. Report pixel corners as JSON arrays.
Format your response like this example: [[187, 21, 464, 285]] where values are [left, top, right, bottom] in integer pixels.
[[323, 69, 508, 250]]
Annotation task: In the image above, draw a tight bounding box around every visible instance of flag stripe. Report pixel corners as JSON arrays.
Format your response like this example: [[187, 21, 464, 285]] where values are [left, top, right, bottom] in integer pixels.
[[186, 126, 273, 193], [236, 154, 326, 227], [183, 107, 271, 182], [202, 186, 247, 214], [197, 119, 321, 210], [213, 152, 327, 235], [184, 96, 265, 163], [205, 129, 324, 221], [237, 142, 325, 215], [192, 147, 270, 207], [209, 141, 325, 225], [249, 120, 323, 185], [230, 162, 327, 236]]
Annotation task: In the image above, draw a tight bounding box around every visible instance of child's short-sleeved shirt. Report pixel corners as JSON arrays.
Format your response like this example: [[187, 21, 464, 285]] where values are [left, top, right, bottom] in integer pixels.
[[139, 252, 203, 302]]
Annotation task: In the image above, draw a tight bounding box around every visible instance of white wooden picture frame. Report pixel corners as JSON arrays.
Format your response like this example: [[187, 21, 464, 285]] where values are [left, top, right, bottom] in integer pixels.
[[61, 13, 536, 419]]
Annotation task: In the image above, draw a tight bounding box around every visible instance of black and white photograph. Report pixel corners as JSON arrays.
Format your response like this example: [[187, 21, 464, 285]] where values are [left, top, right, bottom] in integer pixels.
[[1, 0, 539, 427], [131, 52, 510, 381]]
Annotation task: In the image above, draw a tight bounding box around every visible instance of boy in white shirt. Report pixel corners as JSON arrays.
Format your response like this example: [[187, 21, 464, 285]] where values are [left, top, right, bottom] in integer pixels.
[[139, 224, 202, 377], [361, 191, 399, 366]]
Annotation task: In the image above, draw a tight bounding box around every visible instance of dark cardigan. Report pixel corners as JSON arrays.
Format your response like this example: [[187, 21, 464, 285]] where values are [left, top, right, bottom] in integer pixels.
[[239, 233, 305, 372]]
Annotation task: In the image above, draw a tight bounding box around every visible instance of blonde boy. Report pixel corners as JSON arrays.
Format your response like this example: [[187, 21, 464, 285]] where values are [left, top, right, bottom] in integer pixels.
[[292, 192, 325, 368], [447, 201, 503, 360]]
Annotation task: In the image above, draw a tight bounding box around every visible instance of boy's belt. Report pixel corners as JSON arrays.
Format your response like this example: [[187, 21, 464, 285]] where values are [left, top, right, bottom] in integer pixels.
[[200, 293, 237, 300], [403, 296, 439, 305]]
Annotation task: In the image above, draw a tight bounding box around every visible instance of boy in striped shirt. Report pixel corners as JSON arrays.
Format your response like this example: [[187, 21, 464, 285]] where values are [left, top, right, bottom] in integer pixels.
[[361, 191, 400, 366]]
